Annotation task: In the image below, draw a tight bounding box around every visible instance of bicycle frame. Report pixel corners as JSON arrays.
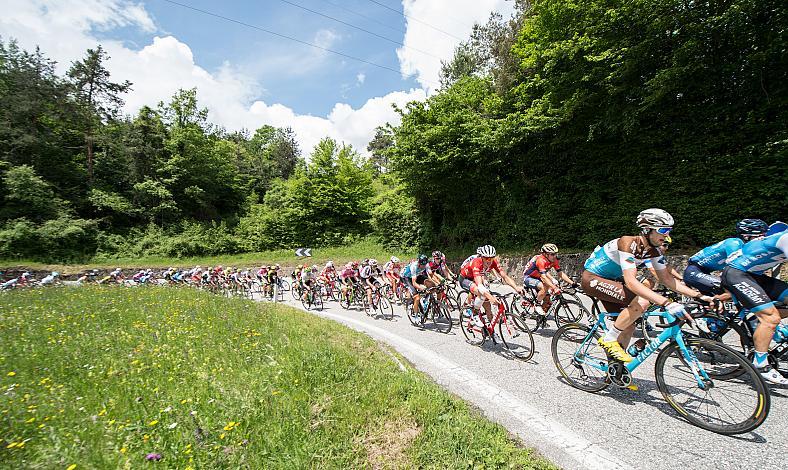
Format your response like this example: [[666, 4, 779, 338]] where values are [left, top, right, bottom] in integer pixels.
[[579, 309, 712, 389]]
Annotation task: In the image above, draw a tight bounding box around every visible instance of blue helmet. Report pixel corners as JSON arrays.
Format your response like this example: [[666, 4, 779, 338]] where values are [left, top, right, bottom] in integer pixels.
[[767, 221, 787, 236], [736, 218, 768, 236]]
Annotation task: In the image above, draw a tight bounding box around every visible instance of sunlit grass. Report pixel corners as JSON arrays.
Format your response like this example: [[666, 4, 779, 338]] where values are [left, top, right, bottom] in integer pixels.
[[0, 286, 553, 469]]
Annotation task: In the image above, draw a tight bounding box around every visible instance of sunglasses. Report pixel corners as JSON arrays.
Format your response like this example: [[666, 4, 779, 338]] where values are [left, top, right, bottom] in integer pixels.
[[655, 227, 673, 235]]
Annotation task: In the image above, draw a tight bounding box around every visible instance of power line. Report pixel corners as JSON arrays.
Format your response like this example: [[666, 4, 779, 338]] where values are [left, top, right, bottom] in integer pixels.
[[364, 0, 466, 42], [320, 0, 406, 37], [278, 0, 442, 60], [159, 0, 439, 87]]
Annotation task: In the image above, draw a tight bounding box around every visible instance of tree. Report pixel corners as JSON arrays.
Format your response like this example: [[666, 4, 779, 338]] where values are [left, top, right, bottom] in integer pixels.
[[366, 126, 394, 173], [67, 45, 132, 182]]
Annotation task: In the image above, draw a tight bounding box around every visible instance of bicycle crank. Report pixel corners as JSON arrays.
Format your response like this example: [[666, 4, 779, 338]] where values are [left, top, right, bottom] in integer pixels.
[[607, 362, 632, 388]]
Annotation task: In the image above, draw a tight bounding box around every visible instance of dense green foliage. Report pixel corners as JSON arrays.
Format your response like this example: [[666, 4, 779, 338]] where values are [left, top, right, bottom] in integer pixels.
[[1, 287, 552, 468], [0, 40, 409, 262], [388, 0, 787, 249]]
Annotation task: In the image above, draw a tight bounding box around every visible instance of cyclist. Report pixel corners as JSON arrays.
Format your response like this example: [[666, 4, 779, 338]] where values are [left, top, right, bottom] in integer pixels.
[[684, 219, 768, 297], [721, 226, 788, 384], [359, 259, 378, 306], [459, 245, 523, 328], [339, 261, 359, 301], [581, 209, 714, 363], [428, 251, 455, 283], [265, 265, 280, 298], [300, 265, 318, 302], [319, 261, 336, 284], [522, 244, 577, 313], [400, 254, 433, 320], [383, 256, 402, 299]]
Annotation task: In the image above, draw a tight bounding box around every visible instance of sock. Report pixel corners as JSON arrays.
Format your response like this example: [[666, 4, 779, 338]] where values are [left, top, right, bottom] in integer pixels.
[[603, 319, 622, 343], [753, 351, 768, 369]]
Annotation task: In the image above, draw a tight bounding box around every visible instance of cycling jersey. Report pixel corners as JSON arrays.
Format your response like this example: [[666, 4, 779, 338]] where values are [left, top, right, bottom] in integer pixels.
[[319, 267, 335, 278], [383, 261, 401, 276], [400, 260, 431, 279], [523, 254, 561, 279], [688, 237, 743, 272], [459, 256, 501, 280], [40, 274, 57, 285], [339, 267, 357, 279], [359, 265, 372, 279], [428, 260, 446, 273], [583, 237, 666, 281], [727, 231, 788, 274]]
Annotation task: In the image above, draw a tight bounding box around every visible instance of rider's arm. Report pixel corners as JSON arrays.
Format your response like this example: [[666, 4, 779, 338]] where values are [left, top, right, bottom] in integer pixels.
[[497, 269, 523, 294], [559, 270, 574, 285], [541, 272, 559, 291], [473, 273, 499, 304]]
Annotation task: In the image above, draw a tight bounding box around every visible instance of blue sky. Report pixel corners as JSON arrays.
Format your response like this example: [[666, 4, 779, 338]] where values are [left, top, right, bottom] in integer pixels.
[[1, 0, 514, 154]]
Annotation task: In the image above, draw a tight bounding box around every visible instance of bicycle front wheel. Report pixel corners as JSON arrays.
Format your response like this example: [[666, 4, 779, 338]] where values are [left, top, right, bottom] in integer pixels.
[[655, 337, 770, 435], [499, 314, 535, 361], [377, 295, 394, 320], [553, 299, 588, 326], [431, 304, 453, 334], [551, 323, 609, 392]]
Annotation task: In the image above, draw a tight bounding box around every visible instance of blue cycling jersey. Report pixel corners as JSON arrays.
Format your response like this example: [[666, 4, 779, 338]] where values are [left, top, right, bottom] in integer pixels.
[[688, 237, 743, 272], [584, 237, 666, 281], [400, 260, 431, 279], [728, 231, 788, 274]]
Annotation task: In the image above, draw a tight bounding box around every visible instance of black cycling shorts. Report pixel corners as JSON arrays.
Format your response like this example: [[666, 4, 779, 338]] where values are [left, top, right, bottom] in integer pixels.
[[682, 263, 723, 296], [721, 266, 788, 313]]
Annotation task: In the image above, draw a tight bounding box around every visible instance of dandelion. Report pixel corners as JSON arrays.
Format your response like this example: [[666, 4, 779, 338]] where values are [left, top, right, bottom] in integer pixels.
[[120, 447, 127, 454], [7, 371, 16, 377]]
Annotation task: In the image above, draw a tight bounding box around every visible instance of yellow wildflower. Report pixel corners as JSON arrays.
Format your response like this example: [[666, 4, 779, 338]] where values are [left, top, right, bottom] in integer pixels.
[[148, 420, 158, 426], [7, 371, 16, 377]]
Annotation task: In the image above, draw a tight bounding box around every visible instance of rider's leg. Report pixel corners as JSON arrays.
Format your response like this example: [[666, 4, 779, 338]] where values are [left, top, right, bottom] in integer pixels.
[[612, 297, 647, 348]]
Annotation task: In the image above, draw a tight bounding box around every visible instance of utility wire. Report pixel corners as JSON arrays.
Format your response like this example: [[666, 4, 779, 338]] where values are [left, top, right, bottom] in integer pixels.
[[364, 0, 466, 42], [278, 0, 442, 60], [320, 0, 406, 37], [159, 0, 440, 87]]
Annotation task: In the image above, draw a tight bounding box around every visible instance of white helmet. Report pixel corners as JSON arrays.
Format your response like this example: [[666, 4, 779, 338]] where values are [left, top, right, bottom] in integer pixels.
[[541, 243, 558, 254], [51, 271, 60, 277], [476, 245, 497, 258], [369, 259, 378, 267], [326, 260, 334, 268], [390, 256, 400, 263], [636, 208, 674, 230]]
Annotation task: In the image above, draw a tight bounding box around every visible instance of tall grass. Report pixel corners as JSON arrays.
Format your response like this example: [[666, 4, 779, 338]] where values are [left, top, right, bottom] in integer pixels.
[[0, 287, 553, 469]]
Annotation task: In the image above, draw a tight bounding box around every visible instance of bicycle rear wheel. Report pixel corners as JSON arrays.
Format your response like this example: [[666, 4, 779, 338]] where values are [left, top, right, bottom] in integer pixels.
[[551, 324, 609, 392], [499, 314, 535, 361], [377, 295, 394, 320], [655, 337, 770, 435], [553, 298, 588, 326]]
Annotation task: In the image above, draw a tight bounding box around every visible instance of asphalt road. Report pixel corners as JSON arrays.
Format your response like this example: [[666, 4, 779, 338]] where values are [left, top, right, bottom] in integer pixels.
[[260, 287, 787, 470]]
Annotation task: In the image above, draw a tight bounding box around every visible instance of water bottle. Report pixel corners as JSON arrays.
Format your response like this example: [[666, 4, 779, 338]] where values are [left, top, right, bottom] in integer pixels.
[[773, 324, 788, 343], [626, 339, 646, 358], [463, 306, 473, 319], [705, 318, 726, 333]]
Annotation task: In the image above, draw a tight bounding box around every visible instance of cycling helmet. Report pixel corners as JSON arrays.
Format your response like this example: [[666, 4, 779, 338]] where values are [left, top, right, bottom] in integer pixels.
[[636, 208, 674, 230], [369, 259, 378, 267], [417, 254, 429, 265], [362, 258, 370, 265], [51, 271, 59, 277], [767, 221, 788, 236], [275, 264, 281, 269], [351, 261, 359, 268], [476, 245, 497, 258], [541, 243, 558, 254], [390, 256, 400, 263], [311, 265, 318, 271], [736, 218, 768, 236], [326, 260, 334, 268], [431, 250, 444, 260]]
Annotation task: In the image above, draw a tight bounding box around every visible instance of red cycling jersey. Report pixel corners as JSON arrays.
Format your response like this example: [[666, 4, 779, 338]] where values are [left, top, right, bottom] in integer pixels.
[[523, 254, 560, 280], [460, 256, 501, 280]]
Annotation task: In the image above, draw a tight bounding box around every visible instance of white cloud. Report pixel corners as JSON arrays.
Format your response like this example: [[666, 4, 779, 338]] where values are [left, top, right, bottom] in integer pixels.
[[397, 0, 515, 92], [0, 0, 422, 157]]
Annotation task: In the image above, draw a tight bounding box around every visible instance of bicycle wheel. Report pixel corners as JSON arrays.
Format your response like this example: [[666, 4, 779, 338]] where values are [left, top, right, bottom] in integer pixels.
[[460, 309, 486, 346], [655, 337, 770, 435], [553, 298, 588, 326], [300, 292, 310, 310], [689, 313, 749, 354], [313, 291, 324, 311], [431, 303, 452, 334], [362, 292, 374, 317], [291, 284, 300, 300], [512, 299, 546, 333], [376, 295, 394, 320], [551, 323, 610, 392], [279, 278, 290, 292], [499, 314, 535, 361], [339, 290, 351, 310], [406, 304, 424, 327]]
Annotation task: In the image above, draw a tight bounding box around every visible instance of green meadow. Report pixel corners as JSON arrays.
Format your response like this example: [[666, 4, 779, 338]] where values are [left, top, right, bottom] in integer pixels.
[[0, 286, 553, 469]]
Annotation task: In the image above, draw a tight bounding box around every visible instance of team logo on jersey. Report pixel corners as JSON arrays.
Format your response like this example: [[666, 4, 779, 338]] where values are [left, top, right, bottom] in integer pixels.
[[590, 279, 598, 288]]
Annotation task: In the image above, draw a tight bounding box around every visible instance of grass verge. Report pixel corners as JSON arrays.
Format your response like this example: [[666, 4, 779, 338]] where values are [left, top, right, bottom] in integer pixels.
[[0, 286, 554, 469]]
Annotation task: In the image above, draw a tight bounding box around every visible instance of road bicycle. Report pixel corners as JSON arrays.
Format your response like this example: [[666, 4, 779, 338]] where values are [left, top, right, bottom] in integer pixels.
[[362, 283, 394, 320], [300, 282, 324, 311], [551, 303, 770, 434], [339, 281, 365, 310], [405, 286, 453, 333], [506, 285, 590, 333], [458, 293, 535, 361]]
